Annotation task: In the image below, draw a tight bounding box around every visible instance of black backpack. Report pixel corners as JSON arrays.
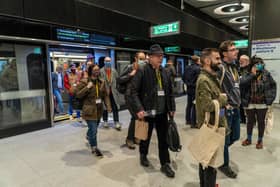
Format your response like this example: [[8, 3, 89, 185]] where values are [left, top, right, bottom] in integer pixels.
[[167, 117, 182, 152], [116, 64, 133, 94]]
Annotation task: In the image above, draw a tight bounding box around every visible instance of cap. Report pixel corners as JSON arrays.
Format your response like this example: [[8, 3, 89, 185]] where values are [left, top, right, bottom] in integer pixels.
[[87, 54, 94, 61], [148, 44, 164, 55]]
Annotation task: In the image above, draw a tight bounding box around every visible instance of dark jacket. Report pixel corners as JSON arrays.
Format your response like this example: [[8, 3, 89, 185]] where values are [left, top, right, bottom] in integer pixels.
[[118, 64, 134, 96], [196, 70, 227, 128], [129, 63, 176, 116], [75, 78, 111, 120], [219, 61, 241, 107], [240, 70, 276, 107], [51, 72, 64, 90], [183, 63, 201, 95]]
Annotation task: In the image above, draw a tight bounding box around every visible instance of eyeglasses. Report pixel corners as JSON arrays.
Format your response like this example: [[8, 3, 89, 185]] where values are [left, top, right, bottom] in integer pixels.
[[227, 48, 239, 52]]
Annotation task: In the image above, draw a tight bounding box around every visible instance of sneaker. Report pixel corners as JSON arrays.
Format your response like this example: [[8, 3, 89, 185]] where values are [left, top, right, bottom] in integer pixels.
[[115, 122, 122, 131], [140, 154, 150, 167], [126, 139, 136, 149], [103, 121, 109, 128], [160, 163, 175, 178], [95, 148, 104, 158], [69, 115, 74, 120], [219, 166, 237, 178], [242, 139, 252, 146], [256, 141, 263, 149]]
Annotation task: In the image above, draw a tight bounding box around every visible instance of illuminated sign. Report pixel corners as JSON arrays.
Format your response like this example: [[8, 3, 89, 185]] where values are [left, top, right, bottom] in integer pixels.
[[56, 28, 116, 46], [164, 46, 181, 53], [234, 40, 248, 48], [150, 21, 180, 38]]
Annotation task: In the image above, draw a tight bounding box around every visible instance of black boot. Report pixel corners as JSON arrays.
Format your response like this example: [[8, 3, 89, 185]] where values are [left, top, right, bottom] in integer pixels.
[[219, 165, 237, 178], [160, 163, 175, 178], [140, 154, 150, 167]]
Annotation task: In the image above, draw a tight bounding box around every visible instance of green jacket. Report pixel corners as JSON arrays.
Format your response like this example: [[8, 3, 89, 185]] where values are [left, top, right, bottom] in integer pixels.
[[75, 78, 111, 120], [195, 69, 227, 128]]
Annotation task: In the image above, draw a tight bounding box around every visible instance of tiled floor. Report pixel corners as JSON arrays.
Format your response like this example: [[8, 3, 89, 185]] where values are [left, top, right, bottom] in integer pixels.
[[0, 96, 280, 187]]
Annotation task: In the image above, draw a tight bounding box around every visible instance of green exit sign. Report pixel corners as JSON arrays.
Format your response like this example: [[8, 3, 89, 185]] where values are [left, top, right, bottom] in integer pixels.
[[164, 46, 181, 53], [234, 40, 248, 48], [150, 21, 180, 38]]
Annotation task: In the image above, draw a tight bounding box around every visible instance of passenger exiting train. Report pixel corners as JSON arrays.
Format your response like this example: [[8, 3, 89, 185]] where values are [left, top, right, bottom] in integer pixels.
[[75, 64, 112, 157], [51, 66, 65, 114], [64, 64, 82, 122], [117, 51, 147, 149], [129, 44, 176, 178], [240, 56, 276, 149], [100, 57, 122, 130]]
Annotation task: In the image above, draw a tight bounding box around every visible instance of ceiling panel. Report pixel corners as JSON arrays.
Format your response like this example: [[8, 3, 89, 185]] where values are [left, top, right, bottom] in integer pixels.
[[184, 0, 250, 36]]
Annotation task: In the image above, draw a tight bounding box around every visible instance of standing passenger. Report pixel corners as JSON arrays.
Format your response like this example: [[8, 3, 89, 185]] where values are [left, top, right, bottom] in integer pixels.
[[129, 44, 176, 178]]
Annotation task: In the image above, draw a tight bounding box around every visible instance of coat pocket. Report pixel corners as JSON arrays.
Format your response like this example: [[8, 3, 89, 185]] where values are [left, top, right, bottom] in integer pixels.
[[82, 105, 94, 116]]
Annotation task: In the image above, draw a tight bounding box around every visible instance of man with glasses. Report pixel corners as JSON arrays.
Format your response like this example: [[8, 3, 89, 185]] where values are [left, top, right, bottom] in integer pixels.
[[130, 44, 176, 178], [218, 40, 241, 178]]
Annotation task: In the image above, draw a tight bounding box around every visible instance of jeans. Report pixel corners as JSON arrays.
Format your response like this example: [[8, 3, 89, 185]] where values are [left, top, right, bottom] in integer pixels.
[[103, 93, 119, 122], [86, 120, 99, 147], [69, 95, 80, 118], [140, 113, 170, 166], [223, 108, 240, 166], [186, 94, 196, 126], [199, 164, 217, 187], [53, 89, 64, 113]]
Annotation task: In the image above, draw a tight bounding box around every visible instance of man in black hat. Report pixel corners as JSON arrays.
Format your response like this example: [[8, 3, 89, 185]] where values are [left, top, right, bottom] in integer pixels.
[[129, 44, 176, 178]]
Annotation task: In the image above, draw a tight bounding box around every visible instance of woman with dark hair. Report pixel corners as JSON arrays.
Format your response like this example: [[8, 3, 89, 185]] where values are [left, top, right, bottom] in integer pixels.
[[75, 64, 112, 157], [240, 56, 276, 149]]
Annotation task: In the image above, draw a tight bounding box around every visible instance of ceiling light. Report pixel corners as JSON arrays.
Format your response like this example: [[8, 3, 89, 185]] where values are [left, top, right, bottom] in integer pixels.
[[214, 3, 250, 15], [229, 16, 249, 24]]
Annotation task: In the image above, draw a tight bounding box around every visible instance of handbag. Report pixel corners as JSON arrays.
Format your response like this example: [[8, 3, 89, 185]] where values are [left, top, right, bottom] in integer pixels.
[[167, 116, 182, 152], [135, 119, 149, 140], [188, 100, 225, 168]]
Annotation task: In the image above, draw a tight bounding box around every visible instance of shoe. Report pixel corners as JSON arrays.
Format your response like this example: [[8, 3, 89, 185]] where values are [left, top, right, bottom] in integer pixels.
[[103, 122, 109, 128], [126, 139, 135, 149], [242, 139, 252, 146], [256, 141, 263, 149], [140, 154, 150, 167], [115, 122, 122, 131], [219, 166, 237, 178], [91, 147, 103, 158], [160, 163, 175, 178], [69, 115, 74, 120]]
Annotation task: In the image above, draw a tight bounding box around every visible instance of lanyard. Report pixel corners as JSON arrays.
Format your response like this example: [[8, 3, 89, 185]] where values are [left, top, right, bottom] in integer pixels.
[[229, 66, 238, 82], [95, 82, 99, 98], [156, 70, 162, 89]]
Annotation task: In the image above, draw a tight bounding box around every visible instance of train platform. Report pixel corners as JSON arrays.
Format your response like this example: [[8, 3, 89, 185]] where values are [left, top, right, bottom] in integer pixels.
[[0, 96, 279, 187]]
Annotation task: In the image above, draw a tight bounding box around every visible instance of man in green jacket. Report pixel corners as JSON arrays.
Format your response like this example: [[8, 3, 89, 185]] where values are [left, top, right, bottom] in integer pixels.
[[196, 48, 227, 187]]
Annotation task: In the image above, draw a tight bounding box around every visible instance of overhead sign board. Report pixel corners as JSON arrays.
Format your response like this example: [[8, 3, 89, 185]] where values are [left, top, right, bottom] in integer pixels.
[[164, 46, 181, 53], [56, 28, 116, 46], [150, 21, 180, 38], [234, 40, 248, 48]]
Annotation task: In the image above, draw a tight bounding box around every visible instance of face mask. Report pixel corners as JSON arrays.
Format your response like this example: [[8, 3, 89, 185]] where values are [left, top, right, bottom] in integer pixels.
[[71, 69, 76, 73], [138, 60, 145, 65], [104, 62, 111, 68], [256, 64, 264, 71]]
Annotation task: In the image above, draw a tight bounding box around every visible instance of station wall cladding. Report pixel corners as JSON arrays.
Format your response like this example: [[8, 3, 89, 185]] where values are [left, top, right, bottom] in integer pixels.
[[0, 0, 243, 48]]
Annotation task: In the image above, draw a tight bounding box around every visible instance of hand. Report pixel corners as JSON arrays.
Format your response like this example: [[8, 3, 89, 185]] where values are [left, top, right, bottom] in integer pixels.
[[137, 110, 145, 119], [169, 111, 175, 117], [251, 66, 257, 75], [87, 81, 93, 89], [129, 69, 137, 76]]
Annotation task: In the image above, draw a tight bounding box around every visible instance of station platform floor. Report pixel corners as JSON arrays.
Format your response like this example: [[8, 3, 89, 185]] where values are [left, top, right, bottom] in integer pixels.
[[0, 96, 280, 187]]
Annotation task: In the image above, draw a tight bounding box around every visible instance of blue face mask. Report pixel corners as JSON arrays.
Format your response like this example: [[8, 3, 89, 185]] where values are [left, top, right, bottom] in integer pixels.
[[105, 62, 111, 68], [256, 64, 264, 71], [138, 60, 145, 65]]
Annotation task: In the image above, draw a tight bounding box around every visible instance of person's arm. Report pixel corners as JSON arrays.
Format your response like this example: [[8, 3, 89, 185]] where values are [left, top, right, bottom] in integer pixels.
[[75, 80, 90, 99], [117, 65, 134, 84], [64, 74, 71, 91]]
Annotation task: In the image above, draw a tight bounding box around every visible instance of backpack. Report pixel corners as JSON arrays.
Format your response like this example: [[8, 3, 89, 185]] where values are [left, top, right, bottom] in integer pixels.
[[167, 117, 182, 152], [116, 64, 133, 94]]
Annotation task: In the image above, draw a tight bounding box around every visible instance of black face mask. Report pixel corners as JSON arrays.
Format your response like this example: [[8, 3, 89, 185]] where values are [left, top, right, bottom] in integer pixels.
[[71, 69, 76, 74]]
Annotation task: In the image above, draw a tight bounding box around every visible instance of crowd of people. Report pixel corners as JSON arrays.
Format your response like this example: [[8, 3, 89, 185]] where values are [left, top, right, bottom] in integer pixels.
[[51, 41, 276, 187]]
